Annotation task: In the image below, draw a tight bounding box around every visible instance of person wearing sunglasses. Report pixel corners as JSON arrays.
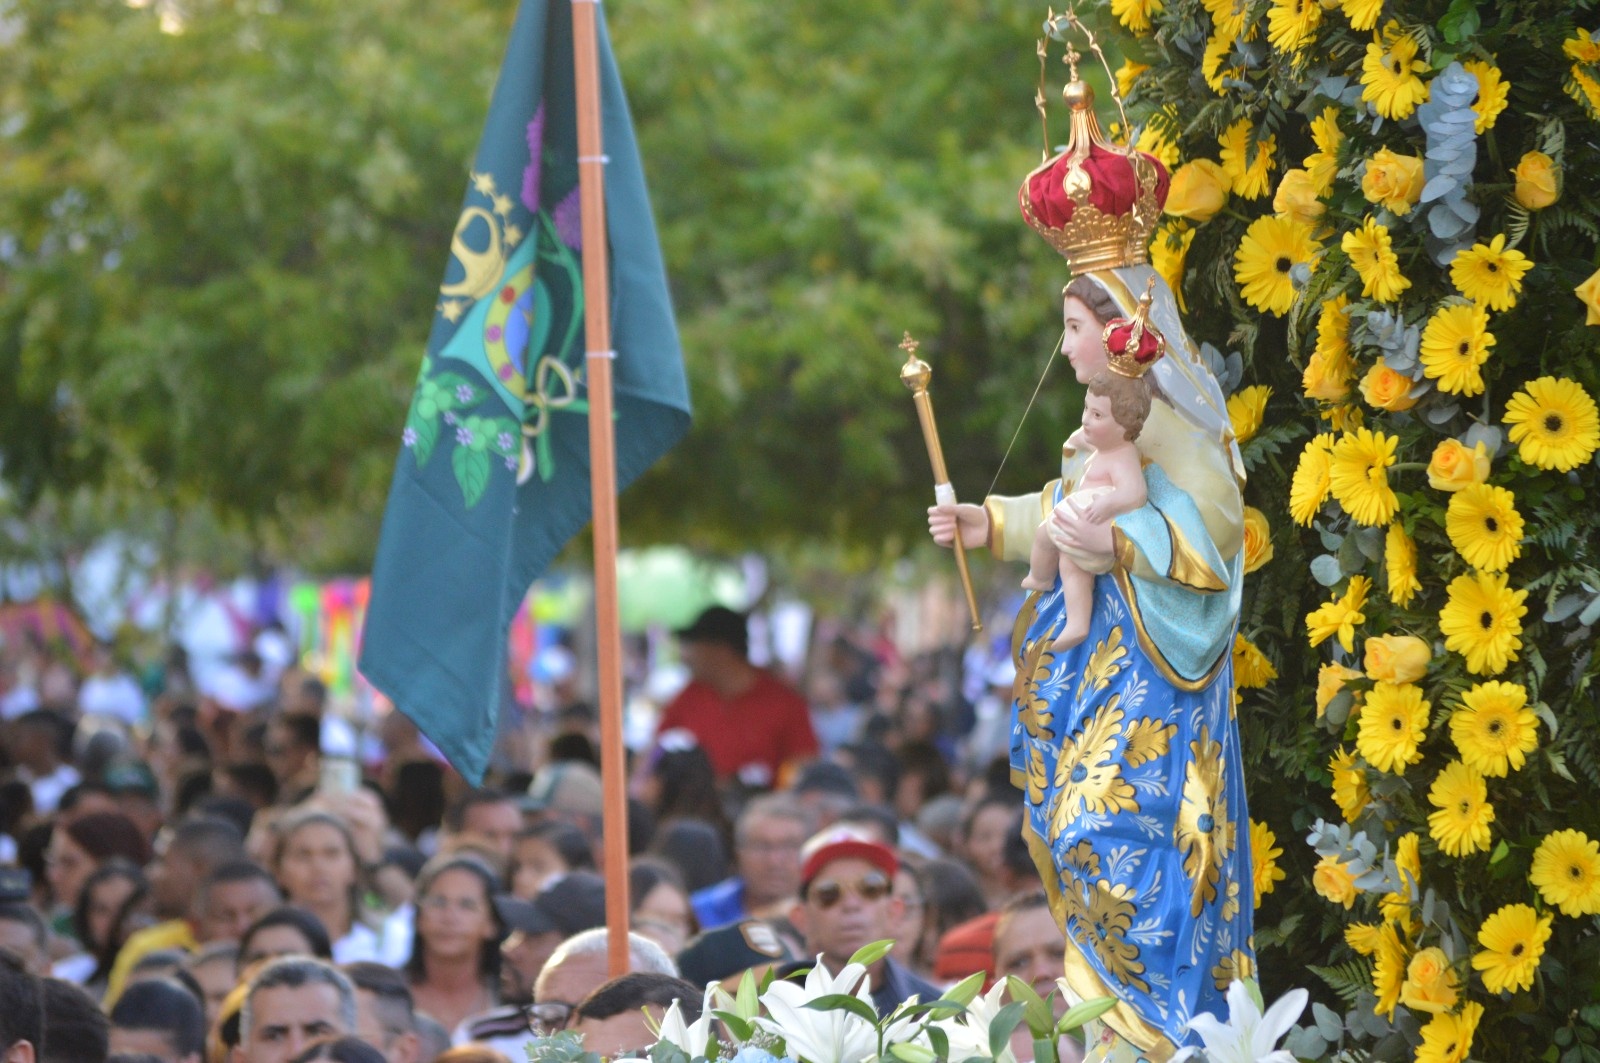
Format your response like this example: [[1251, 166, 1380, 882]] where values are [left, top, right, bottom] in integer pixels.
[[783, 827, 940, 1018]]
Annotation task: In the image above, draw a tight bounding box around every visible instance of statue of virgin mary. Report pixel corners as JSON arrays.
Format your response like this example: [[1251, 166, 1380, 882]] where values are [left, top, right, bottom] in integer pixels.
[[929, 75, 1255, 1062]]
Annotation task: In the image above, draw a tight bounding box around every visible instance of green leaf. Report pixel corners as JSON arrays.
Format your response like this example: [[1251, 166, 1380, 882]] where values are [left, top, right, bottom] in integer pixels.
[[803, 993, 879, 1026], [1439, 0, 1481, 43], [941, 971, 987, 1009], [736, 967, 759, 1021], [889, 1043, 937, 1063], [926, 1026, 949, 1062], [847, 940, 896, 969], [1004, 975, 1055, 1036], [1056, 995, 1117, 1033], [452, 445, 491, 508], [1490, 839, 1510, 865], [988, 1001, 1028, 1060], [411, 416, 439, 467], [712, 1011, 753, 1043]]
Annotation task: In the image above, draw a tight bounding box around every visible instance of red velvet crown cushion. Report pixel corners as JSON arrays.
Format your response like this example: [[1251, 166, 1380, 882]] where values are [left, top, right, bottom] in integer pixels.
[[1024, 144, 1171, 229], [1105, 317, 1163, 365]]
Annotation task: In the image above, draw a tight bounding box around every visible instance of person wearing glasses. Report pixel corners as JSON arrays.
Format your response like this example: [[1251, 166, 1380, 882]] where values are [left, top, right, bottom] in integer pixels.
[[782, 827, 939, 1017], [404, 856, 505, 1035]]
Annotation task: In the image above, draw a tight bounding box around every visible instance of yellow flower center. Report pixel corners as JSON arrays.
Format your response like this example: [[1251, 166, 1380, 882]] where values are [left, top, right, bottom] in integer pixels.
[[1276, 256, 1292, 273], [1487, 719, 1502, 734], [1479, 611, 1493, 629], [1545, 414, 1564, 433], [1571, 865, 1583, 879], [1511, 942, 1525, 956], [1487, 261, 1499, 274], [1458, 341, 1470, 356], [1458, 800, 1469, 813], [1485, 516, 1499, 533]]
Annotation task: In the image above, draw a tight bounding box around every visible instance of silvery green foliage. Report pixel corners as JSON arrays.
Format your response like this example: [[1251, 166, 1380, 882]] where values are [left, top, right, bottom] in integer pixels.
[[1357, 308, 1420, 373], [1416, 62, 1481, 265], [1306, 819, 1388, 890], [1198, 342, 1244, 395]]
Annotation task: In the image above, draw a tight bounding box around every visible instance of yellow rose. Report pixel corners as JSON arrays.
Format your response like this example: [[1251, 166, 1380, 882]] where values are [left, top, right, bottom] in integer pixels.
[[1303, 349, 1352, 402], [1165, 159, 1231, 223], [1359, 362, 1418, 412], [1512, 151, 1560, 211], [1426, 438, 1491, 492], [1577, 266, 1600, 327], [1227, 385, 1271, 445], [1313, 854, 1358, 908], [1273, 168, 1325, 225], [1242, 506, 1274, 574], [1364, 634, 1431, 684], [1361, 148, 1425, 215], [1316, 662, 1363, 719], [1399, 947, 1460, 1014]]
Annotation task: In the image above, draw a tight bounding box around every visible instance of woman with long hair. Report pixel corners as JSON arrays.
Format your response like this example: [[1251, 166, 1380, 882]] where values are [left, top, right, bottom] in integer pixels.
[[53, 860, 147, 996], [46, 811, 150, 919], [628, 858, 696, 957], [406, 854, 504, 1034], [630, 729, 729, 841], [271, 809, 384, 963]]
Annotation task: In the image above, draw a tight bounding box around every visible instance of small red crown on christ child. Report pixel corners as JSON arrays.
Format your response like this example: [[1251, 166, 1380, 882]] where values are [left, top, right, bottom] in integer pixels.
[[1102, 280, 1166, 379]]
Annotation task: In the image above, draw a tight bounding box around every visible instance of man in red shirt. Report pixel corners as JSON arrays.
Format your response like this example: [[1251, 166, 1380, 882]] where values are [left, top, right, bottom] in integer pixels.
[[658, 606, 818, 788]]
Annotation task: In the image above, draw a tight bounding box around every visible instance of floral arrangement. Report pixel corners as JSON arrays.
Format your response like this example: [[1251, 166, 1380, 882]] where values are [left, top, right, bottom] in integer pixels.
[[1069, 0, 1600, 1058], [525, 942, 1304, 1063]]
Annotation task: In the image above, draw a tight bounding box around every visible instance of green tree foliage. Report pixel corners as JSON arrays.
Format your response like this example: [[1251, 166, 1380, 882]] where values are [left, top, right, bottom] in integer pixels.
[[1, 0, 1100, 570]]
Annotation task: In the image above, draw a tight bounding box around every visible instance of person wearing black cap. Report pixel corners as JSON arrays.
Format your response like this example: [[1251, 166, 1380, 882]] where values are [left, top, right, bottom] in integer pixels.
[[657, 606, 817, 788], [782, 827, 938, 1018], [455, 871, 607, 1047]]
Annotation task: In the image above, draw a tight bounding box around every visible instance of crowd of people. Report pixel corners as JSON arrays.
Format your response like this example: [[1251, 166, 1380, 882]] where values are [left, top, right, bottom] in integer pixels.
[[0, 603, 1078, 1063]]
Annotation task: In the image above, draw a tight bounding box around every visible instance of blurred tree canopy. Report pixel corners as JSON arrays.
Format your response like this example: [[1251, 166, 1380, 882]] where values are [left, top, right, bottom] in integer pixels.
[[0, 0, 1094, 573]]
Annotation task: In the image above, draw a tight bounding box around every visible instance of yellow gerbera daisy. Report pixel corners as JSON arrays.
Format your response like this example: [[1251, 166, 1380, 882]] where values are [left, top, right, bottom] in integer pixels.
[[1218, 118, 1278, 199], [1445, 484, 1524, 572], [1306, 574, 1370, 652], [1110, 0, 1164, 33], [1289, 433, 1336, 525], [1357, 681, 1429, 774], [1303, 106, 1343, 194], [1115, 58, 1151, 98], [1416, 1002, 1483, 1063], [1233, 633, 1278, 688], [1372, 919, 1408, 1019], [1462, 60, 1509, 134], [1135, 121, 1181, 170], [1227, 385, 1271, 444], [1385, 522, 1420, 607], [1151, 222, 1195, 313], [1345, 922, 1383, 956], [1418, 303, 1494, 396], [1503, 376, 1600, 472], [1361, 22, 1429, 120], [1304, 300, 1356, 402], [1250, 819, 1286, 903], [1564, 28, 1600, 64], [1235, 214, 1319, 315], [1572, 66, 1600, 119], [1438, 571, 1528, 676], [1472, 903, 1552, 994], [1450, 234, 1532, 311], [1450, 680, 1538, 777], [1202, 30, 1243, 94], [1341, 0, 1383, 31], [1529, 829, 1600, 917], [1342, 216, 1411, 303], [1329, 427, 1399, 526], [1267, 0, 1322, 53], [1426, 760, 1495, 857], [1330, 745, 1371, 822]]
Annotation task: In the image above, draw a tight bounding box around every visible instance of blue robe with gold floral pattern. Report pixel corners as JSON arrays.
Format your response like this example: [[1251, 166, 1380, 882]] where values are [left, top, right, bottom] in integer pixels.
[[1008, 464, 1254, 1062]]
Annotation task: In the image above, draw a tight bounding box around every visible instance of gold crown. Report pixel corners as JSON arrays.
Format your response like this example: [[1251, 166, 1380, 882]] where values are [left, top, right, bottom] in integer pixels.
[[1102, 279, 1166, 378], [1018, 78, 1166, 276]]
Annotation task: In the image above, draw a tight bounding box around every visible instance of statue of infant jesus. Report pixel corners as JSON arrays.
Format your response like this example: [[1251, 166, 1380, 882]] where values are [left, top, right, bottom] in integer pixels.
[[1021, 332, 1157, 652]]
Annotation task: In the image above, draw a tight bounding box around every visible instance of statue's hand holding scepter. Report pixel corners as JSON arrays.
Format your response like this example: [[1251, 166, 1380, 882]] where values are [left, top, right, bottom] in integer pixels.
[[900, 332, 983, 632]]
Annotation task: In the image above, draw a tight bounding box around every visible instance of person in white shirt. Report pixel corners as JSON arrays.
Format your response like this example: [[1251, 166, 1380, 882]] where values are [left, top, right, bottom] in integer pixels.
[[6, 710, 79, 815], [77, 643, 146, 726]]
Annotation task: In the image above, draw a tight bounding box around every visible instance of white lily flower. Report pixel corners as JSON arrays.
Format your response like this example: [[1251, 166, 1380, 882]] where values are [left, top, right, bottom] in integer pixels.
[[755, 957, 879, 1063], [656, 982, 721, 1057], [932, 981, 1018, 1063], [1172, 980, 1309, 1063]]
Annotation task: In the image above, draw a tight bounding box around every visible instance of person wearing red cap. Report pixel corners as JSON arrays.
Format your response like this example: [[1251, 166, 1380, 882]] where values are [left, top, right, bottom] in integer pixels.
[[783, 827, 938, 1018]]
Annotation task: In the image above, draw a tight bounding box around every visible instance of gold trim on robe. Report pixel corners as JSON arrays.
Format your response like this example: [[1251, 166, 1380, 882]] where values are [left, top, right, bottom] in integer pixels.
[[1109, 564, 1230, 693], [1163, 512, 1229, 593]]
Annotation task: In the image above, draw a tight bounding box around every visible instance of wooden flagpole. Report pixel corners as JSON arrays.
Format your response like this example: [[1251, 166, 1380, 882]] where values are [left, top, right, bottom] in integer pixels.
[[571, 0, 631, 978]]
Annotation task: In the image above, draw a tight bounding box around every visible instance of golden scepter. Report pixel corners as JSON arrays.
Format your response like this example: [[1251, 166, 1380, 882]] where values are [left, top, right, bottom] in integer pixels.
[[899, 332, 982, 632]]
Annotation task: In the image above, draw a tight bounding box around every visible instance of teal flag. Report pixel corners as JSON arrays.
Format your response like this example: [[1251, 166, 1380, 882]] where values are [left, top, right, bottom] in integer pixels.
[[360, 0, 690, 784]]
